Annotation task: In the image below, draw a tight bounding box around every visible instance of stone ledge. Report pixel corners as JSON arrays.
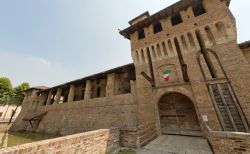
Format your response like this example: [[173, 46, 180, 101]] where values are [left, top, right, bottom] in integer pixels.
[[210, 131, 250, 139]]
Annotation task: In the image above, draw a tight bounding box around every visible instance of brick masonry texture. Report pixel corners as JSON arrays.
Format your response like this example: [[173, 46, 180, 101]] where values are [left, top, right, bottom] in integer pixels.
[[0, 128, 119, 154], [208, 131, 250, 154]]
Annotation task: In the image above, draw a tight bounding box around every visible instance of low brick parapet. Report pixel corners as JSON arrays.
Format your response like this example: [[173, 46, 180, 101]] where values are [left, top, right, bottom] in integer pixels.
[[0, 128, 120, 154], [208, 131, 250, 154]]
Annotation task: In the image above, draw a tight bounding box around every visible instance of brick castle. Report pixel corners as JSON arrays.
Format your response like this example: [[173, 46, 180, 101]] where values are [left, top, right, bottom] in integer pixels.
[[11, 0, 250, 152]]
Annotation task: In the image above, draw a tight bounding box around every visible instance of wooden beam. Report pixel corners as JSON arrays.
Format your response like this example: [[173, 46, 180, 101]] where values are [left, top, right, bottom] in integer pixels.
[[29, 121, 33, 129], [141, 72, 155, 87], [227, 83, 250, 132]]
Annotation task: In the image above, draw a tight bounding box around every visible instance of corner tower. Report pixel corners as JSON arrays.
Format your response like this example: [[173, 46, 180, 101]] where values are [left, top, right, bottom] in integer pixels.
[[120, 0, 250, 146]]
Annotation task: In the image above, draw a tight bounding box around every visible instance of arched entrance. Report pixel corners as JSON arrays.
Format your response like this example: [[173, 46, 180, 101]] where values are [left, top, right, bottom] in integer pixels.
[[158, 93, 201, 136]]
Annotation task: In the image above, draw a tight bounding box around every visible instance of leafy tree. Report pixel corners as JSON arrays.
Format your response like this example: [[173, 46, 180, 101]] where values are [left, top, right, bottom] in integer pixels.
[[10, 82, 30, 106], [8, 82, 30, 123], [0, 77, 12, 92], [0, 77, 13, 104]]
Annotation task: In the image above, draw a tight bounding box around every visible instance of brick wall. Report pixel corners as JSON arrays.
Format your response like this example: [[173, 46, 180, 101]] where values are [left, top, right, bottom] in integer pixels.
[[120, 128, 139, 148], [208, 130, 250, 154], [0, 128, 120, 154], [11, 94, 137, 136], [242, 47, 250, 63]]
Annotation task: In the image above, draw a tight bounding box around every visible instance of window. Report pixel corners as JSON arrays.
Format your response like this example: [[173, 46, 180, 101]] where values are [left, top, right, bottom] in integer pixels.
[[193, 3, 206, 17], [187, 32, 196, 50], [171, 14, 183, 26], [50, 94, 55, 105], [97, 87, 101, 97], [141, 49, 145, 63], [138, 29, 145, 40], [162, 42, 167, 56], [205, 26, 215, 44], [153, 23, 163, 34], [96, 80, 100, 85], [81, 87, 85, 100]]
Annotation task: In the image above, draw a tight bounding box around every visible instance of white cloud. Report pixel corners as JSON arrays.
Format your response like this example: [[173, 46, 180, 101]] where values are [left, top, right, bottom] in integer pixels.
[[0, 51, 82, 87], [38, 57, 51, 66]]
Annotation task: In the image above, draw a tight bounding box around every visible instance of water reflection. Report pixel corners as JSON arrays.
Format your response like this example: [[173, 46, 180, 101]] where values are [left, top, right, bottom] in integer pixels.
[[0, 131, 58, 148]]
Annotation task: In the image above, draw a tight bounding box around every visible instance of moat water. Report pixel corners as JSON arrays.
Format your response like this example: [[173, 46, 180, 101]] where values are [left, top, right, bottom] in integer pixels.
[[0, 131, 58, 149]]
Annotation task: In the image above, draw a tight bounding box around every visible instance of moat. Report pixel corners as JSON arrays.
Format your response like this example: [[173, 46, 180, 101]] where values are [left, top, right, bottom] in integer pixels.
[[0, 123, 58, 149]]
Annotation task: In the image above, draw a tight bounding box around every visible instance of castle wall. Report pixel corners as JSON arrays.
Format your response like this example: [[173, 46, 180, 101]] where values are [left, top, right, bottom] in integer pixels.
[[10, 67, 138, 143], [242, 47, 250, 63], [212, 42, 250, 123], [11, 93, 137, 136]]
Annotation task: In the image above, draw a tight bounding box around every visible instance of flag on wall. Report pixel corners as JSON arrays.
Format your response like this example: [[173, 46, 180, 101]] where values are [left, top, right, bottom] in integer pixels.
[[162, 69, 170, 81]]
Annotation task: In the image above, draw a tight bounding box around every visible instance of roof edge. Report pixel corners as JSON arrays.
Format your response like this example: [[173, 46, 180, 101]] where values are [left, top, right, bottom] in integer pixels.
[[239, 40, 250, 49], [40, 63, 135, 92]]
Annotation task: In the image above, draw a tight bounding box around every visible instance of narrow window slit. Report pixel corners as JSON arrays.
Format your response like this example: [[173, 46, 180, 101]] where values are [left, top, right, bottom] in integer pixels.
[[187, 32, 196, 50], [205, 26, 216, 44], [157, 44, 162, 58], [141, 49, 145, 63], [181, 35, 188, 51], [151, 46, 157, 59], [168, 40, 174, 56], [162, 42, 168, 56]]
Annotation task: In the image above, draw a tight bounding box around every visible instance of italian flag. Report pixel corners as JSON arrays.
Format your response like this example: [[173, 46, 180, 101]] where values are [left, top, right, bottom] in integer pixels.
[[162, 70, 170, 81]]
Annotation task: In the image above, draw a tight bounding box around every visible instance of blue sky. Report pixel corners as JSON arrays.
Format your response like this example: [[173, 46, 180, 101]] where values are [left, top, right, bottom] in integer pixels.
[[0, 0, 249, 87]]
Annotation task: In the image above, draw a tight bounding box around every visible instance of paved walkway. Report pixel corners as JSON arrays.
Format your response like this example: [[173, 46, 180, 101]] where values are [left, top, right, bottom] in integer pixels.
[[137, 135, 213, 154]]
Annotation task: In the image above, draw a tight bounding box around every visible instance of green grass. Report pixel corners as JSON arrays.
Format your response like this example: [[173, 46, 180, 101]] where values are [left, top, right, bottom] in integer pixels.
[[116, 148, 136, 154], [0, 132, 58, 148]]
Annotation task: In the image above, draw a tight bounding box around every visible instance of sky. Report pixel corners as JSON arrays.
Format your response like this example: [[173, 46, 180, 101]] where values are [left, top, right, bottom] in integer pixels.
[[0, 0, 249, 87]]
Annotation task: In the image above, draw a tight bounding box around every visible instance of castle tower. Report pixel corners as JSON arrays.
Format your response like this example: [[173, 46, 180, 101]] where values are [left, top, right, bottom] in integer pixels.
[[120, 0, 250, 146]]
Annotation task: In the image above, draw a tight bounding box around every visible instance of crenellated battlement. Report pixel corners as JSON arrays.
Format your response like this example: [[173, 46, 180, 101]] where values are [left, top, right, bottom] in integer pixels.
[[121, 0, 235, 67], [132, 19, 234, 66]]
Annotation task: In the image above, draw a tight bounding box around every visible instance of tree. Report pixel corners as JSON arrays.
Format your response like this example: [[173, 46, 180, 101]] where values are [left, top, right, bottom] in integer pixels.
[[10, 82, 30, 106], [0, 77, 13, 104], [8, 82, 30, 123]]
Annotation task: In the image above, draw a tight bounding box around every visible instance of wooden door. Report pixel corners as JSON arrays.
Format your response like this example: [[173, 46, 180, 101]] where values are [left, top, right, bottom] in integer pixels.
[[159, 93, 201, 136]]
